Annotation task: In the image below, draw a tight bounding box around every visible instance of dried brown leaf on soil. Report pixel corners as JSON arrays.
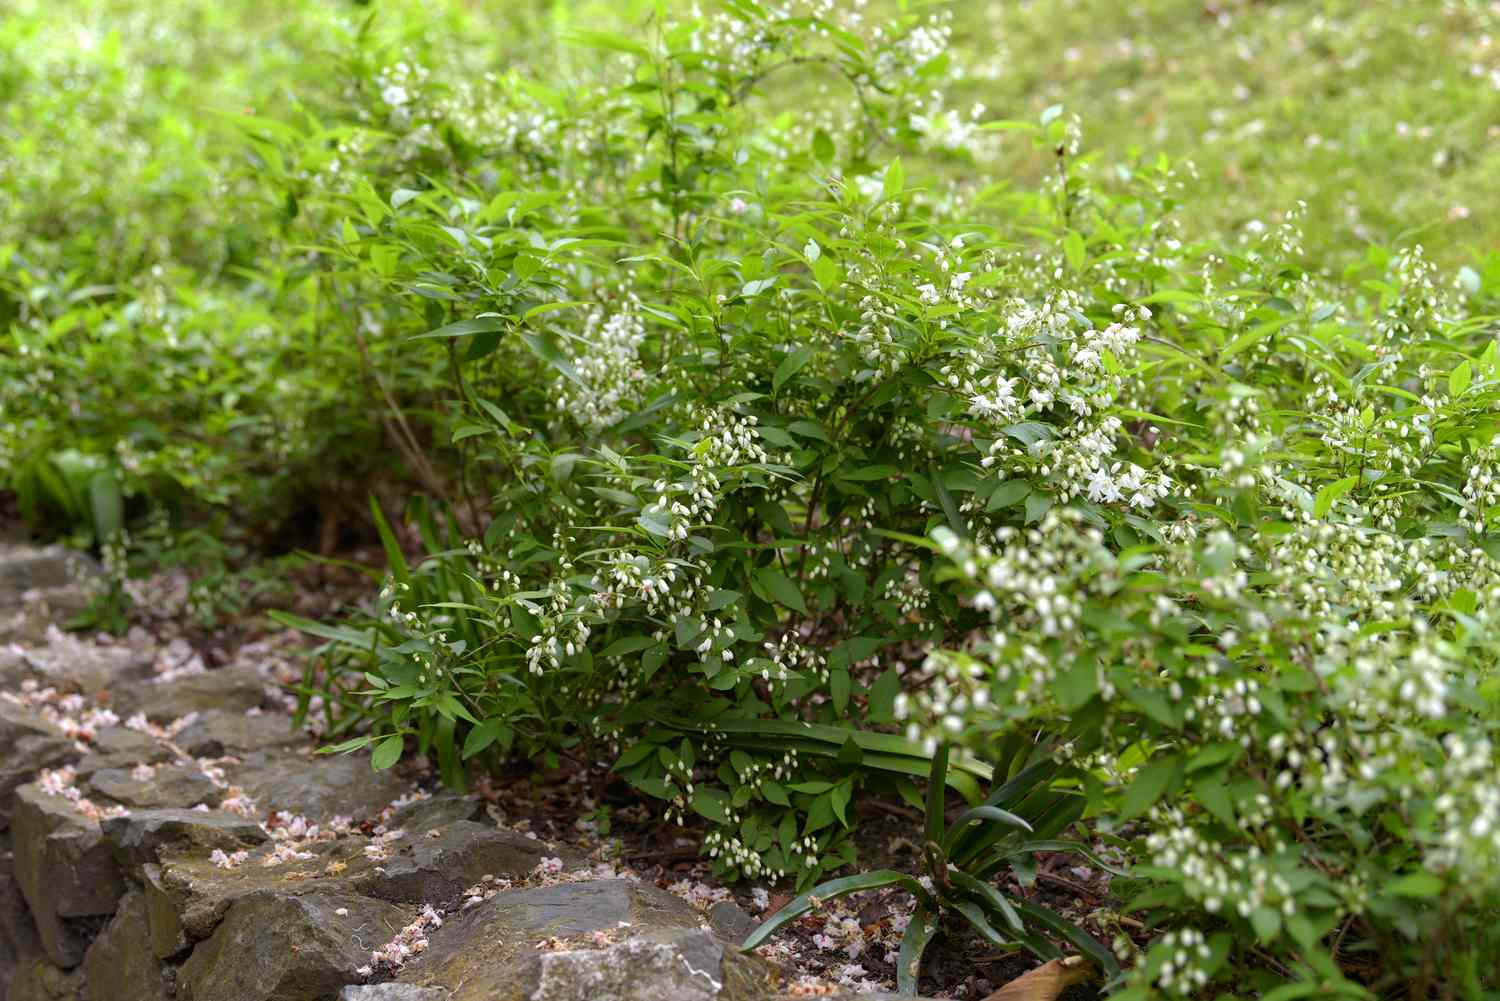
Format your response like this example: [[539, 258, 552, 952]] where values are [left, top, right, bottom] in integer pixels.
[[982, 955, 1095, 1001]]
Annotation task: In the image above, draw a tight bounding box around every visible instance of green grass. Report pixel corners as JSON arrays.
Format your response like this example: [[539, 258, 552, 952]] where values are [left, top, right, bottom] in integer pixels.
[[943, 0, 1500, 267]]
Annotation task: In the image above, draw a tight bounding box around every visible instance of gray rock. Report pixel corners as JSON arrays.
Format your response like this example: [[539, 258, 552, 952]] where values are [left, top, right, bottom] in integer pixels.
[[707, 899, 755, 944], [7, 955, 85, 1001], [73, 726, 167, 777], [397, 880, 704, 1000], [141, 864, 190, 960], [0, 849, 43, 998], [0, 704, 76, 830], [177, 890, 413, 1001], [113, 667, 266, 723], [341, 987, 450, 1001], [103, 809, 267, 871], [523, 927, 771, 1001], [0, 545, 93, 606], [89, 764, 220, 811], [389, 793, 485, 832], [12, 784, 125, 967], [233, 750, 406, 821], [352, 821, 558, 907], [152, 834, 383, 941], [81, 891, 169, 1001], [175, 712, 307, 757], [88, 725, 158, 757], [17, 642, 154, 695]]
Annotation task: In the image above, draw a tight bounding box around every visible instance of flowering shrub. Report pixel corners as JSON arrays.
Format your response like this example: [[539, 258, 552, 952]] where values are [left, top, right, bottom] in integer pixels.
[[276, 2, 1500, 987], [906, 257, 1500, 993], [8, 0, 1500, 994]]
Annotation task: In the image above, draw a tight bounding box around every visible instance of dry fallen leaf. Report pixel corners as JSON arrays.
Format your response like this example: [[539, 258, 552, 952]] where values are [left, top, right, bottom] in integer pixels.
[[982, 955, 1095, 1001]]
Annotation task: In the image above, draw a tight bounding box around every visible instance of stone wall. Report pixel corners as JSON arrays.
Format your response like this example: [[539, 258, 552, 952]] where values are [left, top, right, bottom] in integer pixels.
[[0, 544, 915, 1001]]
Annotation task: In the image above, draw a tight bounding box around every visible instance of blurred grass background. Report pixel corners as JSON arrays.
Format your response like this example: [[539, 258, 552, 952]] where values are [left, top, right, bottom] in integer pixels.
[[2, 0, 1496, 283]]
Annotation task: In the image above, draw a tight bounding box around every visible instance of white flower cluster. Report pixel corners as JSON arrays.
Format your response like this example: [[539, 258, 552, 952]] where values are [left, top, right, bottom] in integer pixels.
[[555, 301, 648, 430], [1461, 433, 1500, 532], [1137, 926, 1214, 996]]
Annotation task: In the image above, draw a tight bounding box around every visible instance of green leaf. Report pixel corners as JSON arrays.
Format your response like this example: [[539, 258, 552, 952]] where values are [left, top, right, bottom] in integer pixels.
[[754, 567, 807, 614], [369, 496, 409, 585], [462, 720, 506, 759], [950, 871, 1023, 933], [952, 899, 1010, 948], [1002, 421, 1053, 446], [1259, 985, 1322, 1001], [1193, 776, 1236, 827], [693, 788, 731, 823], [520, 331, 584, 387], [1012, 899, 1119, 974], [87, 471, 123, 542], [941, 805, 1033, 854], [564, 29, 652, 58], [1062, 231, 1085, 272], [602, 635, 657, 657], [267, 610, 374, 649], [371, 735, 404, 771], [986, 480, 1029, 511], [925, 743, 949, 844], [867, 667, 900, 723], [1119, 753, 1182, 821], [882, 158, 904, 201], [1314, 475, 1358, 518], [812, 129, 835, 164], [1024, 491, 1053, 524], [410, 315, 509, 341], [896, 904, 936, 994], [1450, 359, 1473, 396], [1053, 657, 1098, 711], [930, 462, 965, 537], [830, 668, 850, 712], [773, 345, 816, 393], [1251, 905, 1281, 943], [1385, 871, 1444, 898]]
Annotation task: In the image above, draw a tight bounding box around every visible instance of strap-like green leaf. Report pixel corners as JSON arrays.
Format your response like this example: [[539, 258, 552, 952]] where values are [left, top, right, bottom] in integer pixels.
[[950, 871, 1023, 933], [953, 899, 1011, 948], [369, 495, 409, 585], [984, 839, 1130, 878], [925, 743, 950, 845], [941, 804, 1033, 854], [741, 870, 933, 951], [1012, 899, 1120, 975], [896, 903, 937, 995]]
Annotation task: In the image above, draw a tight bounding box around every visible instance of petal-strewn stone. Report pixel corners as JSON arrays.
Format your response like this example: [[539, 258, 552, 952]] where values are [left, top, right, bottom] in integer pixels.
[[232, 751, 406, 821], [177, 891, 412, 1001], [89, 765, 220, 811], [0, 705, 76, 831], [351, 821, 561, 907], [103, 808, 268, 872], [340, 987, 450, 1001], [175, 712, 307, 757], [524, 928, 772, 1001], [113, 668, 266, 723], [396, 880, 705, 1001]]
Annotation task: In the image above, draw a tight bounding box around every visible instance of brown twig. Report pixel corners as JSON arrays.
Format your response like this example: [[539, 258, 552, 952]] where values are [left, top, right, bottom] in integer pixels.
[[1034, 869, 1104, 902]]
